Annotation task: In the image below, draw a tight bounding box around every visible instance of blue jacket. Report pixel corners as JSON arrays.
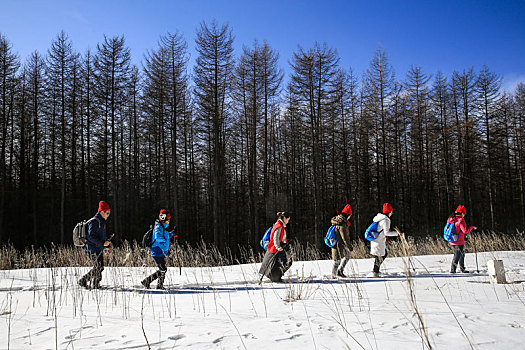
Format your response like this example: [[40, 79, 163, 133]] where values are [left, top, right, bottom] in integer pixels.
[[151, 220, 173, 257], [85, 212, 107, 254]]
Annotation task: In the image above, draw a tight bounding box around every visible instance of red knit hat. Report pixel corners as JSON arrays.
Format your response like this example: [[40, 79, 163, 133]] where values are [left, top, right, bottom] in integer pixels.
[[342, 204, 352, 216], [382, 203, 393, 214], [98, 201, 111, 212], [159, 209, 171, 220], [456, 205, 466, 214]]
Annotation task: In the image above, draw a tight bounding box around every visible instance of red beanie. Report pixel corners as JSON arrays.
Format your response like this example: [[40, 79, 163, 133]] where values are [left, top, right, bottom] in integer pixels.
[[342, 204, 352, 216], [159, 209, 171, 220], [382, 203, 393, 214], [98, 201, 111, 212], [456, 205, 466, 214]]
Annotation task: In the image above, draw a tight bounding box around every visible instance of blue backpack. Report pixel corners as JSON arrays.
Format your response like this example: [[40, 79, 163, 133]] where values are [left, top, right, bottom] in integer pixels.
[[260, 226, 273, 250], [364, 221, 383, 241], [443, 222, 459, 242], [324, 225, 337, 247]]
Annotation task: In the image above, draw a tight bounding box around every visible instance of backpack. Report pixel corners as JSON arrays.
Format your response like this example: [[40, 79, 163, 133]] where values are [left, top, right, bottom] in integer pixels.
[[364, 221, 383, 241], [324, 225, 337, 247], [142, 225, 155, 248], [443, 222, 459, 242], [260, 226, 273, 250], [73, 217, 100, 247]]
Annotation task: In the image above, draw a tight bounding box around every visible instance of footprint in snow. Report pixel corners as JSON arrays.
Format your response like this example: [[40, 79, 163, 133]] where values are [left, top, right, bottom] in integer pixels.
[[276, 334, 304, 341], [169, 334, 185, 341], [213, 336, 224, 344]]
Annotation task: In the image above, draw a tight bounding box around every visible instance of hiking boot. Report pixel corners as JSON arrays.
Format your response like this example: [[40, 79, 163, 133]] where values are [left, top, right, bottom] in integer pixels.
[[372, 272, 380, 277], [141, 278, 151, 289], [78, 278, 88, 288], [337, 270, 347, 278], [92, 275, 102, 289], [460, 269, 470, 273], [142, 271, 160, 289], [157, 271, 166, 289]]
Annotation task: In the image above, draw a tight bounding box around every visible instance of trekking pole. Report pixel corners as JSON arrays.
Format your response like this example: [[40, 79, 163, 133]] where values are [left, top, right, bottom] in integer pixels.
[[174, 238, 182, 275], [473, 232, 479, 273], [259, 251, 279, 285]]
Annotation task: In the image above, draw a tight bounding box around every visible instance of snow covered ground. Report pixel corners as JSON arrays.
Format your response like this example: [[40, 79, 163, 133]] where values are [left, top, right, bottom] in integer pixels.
[[1, 250, 524, 349]]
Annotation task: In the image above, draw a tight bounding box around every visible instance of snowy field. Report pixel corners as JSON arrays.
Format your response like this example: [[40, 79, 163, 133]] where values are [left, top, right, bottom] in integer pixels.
[[1, 251, 524, 349]]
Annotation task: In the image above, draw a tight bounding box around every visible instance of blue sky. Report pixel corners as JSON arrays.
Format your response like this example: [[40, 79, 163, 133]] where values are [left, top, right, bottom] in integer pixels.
[[1, 0, 524, 90]]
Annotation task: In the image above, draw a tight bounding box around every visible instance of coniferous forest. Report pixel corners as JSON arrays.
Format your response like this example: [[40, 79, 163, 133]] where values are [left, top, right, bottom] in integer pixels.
[[1, 21, 524, 253]]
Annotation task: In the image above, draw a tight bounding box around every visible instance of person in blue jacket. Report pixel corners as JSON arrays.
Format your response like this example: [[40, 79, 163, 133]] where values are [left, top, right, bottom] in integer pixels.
[[141, 209, 174, 289], [78, 201, 113, 289]]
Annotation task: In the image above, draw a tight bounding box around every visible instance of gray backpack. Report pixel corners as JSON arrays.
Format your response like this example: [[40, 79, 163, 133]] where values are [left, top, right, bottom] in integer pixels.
[[73, 217, 100, 247]]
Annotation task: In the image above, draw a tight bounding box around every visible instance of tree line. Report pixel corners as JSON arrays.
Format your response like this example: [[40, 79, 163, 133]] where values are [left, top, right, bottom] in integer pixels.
[[1, 21, 524, 253]]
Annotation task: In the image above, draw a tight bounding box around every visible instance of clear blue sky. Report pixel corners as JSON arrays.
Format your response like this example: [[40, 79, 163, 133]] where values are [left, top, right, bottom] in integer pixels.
[[2, 0, 524, 90]]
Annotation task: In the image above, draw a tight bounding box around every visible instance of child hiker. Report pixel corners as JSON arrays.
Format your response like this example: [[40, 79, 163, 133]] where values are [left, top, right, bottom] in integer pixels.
[[141, 209, 175, 289], [259, 212, 293, 283], [78, 201, 113, 289], [447, 205, 477, 273], [370, 203, 402, 277], [330, 204, 353, 278]]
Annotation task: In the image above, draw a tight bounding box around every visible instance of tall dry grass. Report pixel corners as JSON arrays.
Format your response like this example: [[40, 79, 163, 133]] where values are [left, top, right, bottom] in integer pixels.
[[1, 230, 524, 270]]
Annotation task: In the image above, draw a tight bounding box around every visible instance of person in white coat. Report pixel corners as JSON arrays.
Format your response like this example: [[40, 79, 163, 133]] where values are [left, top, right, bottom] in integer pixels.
[[370, 203, 401, 277]]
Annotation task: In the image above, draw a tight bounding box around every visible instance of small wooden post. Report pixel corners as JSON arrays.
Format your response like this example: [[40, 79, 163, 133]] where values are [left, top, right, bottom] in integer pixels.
[[487, 260, 506, 284]]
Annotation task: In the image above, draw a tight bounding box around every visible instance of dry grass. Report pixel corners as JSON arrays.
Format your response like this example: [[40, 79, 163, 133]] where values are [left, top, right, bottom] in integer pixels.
[[1, 230, 524, 270]]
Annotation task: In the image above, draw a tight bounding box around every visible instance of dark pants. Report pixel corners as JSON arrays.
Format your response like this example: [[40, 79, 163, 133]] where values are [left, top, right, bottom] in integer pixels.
[[259, 250, 292, 282], [451, 245, 465, 272], [373, 251, 388, 273], [142, 256, 167, 288], [80, 251, 104, 287], [153, 256, 167, 272]]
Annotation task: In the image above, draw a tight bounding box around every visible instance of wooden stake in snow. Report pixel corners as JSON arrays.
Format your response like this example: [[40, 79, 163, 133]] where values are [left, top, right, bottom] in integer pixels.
[[487, 260, 506, 284]]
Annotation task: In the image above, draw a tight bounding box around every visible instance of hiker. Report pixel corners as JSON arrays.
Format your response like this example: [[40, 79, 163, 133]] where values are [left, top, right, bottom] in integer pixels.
[[370, 203, 402, 277], [259, 212, 293, 282], [331, 204, 353, 278], [141, 209, 175, 289], [447, 205, 477, 273], [78, 201, 112, 289]]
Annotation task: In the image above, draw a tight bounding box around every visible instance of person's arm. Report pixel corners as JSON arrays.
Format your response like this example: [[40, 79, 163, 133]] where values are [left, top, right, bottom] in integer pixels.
[[459, 218, 476, 235], [338, 226, 351, 250], [383, 218, 399, 237], [273, 226, 283, 251], [386, 229, 399, 237]]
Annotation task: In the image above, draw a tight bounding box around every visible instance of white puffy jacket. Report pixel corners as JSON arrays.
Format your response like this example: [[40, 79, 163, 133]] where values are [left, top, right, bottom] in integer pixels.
[[370, 213, 399, 257]]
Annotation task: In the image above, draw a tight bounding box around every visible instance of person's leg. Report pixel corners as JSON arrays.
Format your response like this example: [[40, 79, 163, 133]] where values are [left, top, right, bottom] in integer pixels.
[[270, 251, 286, 282], [451, 245, 461, 273], [79, 252, 103, 288], [259, 251, 274, 277], [92, 253, 104, 288], [373, 256, 382, 274], [78, 253, 92, 287], [458, 245, 468, 272], [141, 271, 159, 289], [332, 246, 340, 278], [373, 251, 388, 275], [154, 256, 168, 289], [337, 248, 351, 277], [141, 256, 165, 289]]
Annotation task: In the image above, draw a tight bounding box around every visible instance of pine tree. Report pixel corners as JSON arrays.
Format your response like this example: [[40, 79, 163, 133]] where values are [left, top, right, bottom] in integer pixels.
[[194, 20, 234, 246]]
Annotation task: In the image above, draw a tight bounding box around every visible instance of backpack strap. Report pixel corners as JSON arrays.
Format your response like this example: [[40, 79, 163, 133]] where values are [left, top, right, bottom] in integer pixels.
[[86, 217, 101, 231], [93, 217, 101, 228]]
